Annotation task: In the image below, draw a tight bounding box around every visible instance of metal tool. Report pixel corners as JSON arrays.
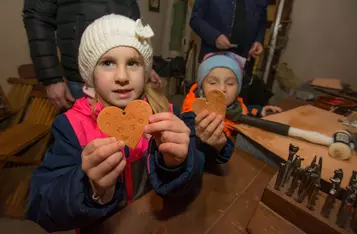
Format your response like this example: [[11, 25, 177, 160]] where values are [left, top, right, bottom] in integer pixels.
[[286, 167, 304, 197], [310, 155, 317, 168], [349, 170, 357, 186], [281, 144, 300, 186], [297, 167, 314, 196], [338, 174, 357, 216], [307, 179, 321, 210], [284, 154, 303, 185], [351, 197, 357, 232], [296, 173, 318, 203], [321, 170, 343, 218], [318, 157, 323, 174], [274, 162, 286, 190], [336, 194, 356, 228], [332, 169, 344, 190]]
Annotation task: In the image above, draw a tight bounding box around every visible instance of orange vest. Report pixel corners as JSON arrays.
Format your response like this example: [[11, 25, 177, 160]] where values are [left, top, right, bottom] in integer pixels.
[[181, 84, 248, 137]]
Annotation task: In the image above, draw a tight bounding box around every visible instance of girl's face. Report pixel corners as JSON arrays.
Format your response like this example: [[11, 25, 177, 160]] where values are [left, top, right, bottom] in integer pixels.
[[94, 46, 146, 108], [202, 67, 239, 106]]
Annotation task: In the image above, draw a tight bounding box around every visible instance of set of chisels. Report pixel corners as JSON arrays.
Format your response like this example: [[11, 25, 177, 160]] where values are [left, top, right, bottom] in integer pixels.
[[274, 144, 357, 231]]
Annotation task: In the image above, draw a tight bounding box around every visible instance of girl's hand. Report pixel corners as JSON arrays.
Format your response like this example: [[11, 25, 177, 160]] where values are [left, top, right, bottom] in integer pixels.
[[261, 106, 283, 117], [195, 110, 227, 152], [144, 113, 190, 168], [82, 138, 126, 196]]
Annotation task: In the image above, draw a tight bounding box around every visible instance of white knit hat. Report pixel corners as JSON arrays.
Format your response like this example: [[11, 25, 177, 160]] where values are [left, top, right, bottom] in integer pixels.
[[78, 14, 154, 87]]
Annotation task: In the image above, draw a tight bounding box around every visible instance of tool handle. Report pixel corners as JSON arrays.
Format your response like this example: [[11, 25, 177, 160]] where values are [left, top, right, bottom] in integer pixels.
[[288, 127, 333, 146], [237, 115, 290, 136]]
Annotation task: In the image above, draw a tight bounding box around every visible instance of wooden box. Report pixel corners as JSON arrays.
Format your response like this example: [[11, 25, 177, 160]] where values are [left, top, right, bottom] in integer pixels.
[[247, 174, 354, 234]]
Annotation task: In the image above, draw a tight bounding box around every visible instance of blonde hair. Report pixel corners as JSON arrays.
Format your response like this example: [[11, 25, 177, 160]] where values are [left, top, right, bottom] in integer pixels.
[[144, 82, 170, 114]]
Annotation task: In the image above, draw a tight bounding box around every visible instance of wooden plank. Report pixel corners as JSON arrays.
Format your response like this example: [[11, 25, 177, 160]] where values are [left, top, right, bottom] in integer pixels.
[[206, 165, 276, 234], [86, 150, 267, 234], [236, 105, 357, 188], [0, 123, 49, 157], [311, 78, 343, 90], [0, 166, 36, 218], [7, 77, 38, 85], [261, 174, 353, 234], [246, 202, 305, 234]]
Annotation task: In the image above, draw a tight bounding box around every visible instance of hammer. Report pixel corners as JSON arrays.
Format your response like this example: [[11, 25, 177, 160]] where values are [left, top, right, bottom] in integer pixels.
[[228, 115, 355, 160]]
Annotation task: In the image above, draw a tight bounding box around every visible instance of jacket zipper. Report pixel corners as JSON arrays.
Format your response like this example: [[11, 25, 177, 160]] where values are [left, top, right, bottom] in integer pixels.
[[229, 0, 237, 39], [123, 146, 130, 202]]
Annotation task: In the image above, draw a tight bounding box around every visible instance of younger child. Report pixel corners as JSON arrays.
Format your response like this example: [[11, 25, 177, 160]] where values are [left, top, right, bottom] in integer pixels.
[[181, 52, 282, 164], [26, 14, 204, 233]]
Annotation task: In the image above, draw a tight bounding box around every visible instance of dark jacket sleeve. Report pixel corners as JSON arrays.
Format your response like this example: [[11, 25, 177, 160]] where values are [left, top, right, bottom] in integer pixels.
[[147, 107, 205, 197], [255, 1, 268, 44], [190, 0, 221, 47], [180, 111, 234, 164], [26, 115, 125, 233], [23, 0, 63, 85]]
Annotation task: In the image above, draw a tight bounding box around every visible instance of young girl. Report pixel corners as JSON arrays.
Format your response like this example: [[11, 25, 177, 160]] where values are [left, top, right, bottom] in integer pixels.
[[26, 14, 204, 233], [181, 52, 282, 164]]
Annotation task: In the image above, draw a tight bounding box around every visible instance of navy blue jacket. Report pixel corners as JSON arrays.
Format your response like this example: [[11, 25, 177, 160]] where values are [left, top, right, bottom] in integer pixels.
[[190, 0, 268, 60], [26, 105, 204, 233]]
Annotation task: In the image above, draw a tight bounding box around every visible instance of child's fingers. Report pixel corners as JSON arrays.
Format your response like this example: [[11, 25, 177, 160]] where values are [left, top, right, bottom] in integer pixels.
[[196, 113, 216, 133], [195, 110, 210, 124], [86, 141, 124, 168], [210, 121, 225, 141], [95, 159, 127, 189], [87, 151, 124, 181], [273, 107, 283, 113], [148, 112, 177, 123], [83, 137, 118, 155], [161, 131, 189, 145], [145, 120, 189, 134], [201, 115, 223, 140], [159, 143, 188, 160]]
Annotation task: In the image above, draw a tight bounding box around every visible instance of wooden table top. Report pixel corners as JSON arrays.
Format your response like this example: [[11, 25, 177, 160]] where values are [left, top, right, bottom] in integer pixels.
[[87, 149, 276, 234], [85, 98, 306, 234]]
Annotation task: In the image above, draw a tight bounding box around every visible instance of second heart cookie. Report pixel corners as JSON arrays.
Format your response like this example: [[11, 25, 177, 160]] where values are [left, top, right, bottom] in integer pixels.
[[192, 89, 227, 118], [97, 100, 153, 148]]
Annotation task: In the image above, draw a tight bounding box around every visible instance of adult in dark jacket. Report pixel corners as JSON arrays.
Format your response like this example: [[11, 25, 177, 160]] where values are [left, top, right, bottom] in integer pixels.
[[190, 0, 268, 62], [23, 0, 161, 109]]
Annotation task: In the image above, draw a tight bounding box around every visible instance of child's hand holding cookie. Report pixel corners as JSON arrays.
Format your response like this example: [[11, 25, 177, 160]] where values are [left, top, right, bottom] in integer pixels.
[[195, 110, 227, 152], [82, 138, 126, 197], [144, 113, 190, 168]]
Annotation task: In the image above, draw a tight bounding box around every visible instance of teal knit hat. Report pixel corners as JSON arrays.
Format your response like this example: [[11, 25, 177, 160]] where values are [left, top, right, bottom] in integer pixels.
[[197, 52, 246, 97]]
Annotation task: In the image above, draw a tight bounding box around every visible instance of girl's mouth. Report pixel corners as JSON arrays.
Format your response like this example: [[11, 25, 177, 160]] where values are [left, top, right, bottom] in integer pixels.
[[113, 89, 133, 99]]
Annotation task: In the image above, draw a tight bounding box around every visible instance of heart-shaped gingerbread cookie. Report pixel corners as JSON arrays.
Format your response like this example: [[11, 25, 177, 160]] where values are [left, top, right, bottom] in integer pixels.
[[97, 100, 153, 148], [192, 90, 227, 118]]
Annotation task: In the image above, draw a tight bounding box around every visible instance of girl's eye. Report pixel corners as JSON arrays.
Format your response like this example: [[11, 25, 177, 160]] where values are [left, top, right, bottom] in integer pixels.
[[128, 60, 139, 66], [102, 61, 114, 67], [208, 81, 216, 85]]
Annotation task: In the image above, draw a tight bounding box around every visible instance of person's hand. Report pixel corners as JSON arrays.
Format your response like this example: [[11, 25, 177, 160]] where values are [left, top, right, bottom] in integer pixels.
[[144, 113, 190, 168], [45, 82, 75, 109], [82, 138, 126, 196], [261, 106, 283, 117], [195, 110, 227, 152], [215, 34, 232, 50], [150, 70, 162, 88], [248, 42, 264, 58]]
